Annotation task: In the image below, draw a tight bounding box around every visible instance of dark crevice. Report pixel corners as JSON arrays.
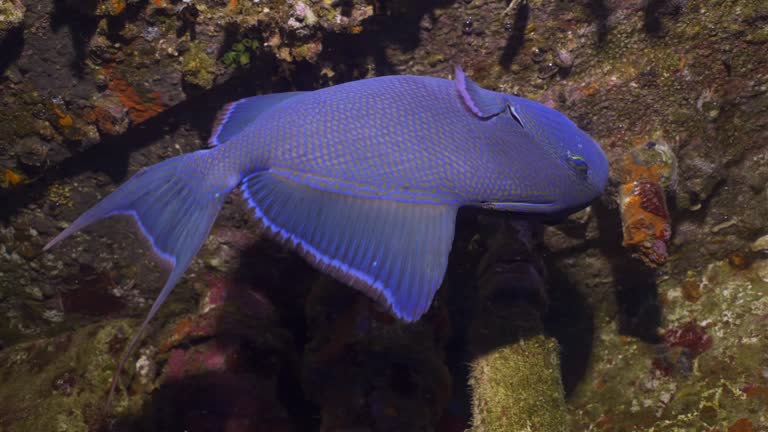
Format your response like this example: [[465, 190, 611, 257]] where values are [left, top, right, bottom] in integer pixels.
[[644, 0, 685, 36], [321, 0, 458, 78], [593, 199, 662, 344], [50, 0, 99, 77], [543, 260, 594, 397], [585, 0, 610, 45], [499, 2, 529, 69], [0, 26, 24, 77]]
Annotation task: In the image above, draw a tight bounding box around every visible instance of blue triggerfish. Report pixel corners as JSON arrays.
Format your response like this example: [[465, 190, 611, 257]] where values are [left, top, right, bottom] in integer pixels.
[[45, 66, 608, 399]]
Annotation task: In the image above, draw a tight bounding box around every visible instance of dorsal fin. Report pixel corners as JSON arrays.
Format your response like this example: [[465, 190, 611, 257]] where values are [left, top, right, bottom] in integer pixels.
[[453, 66, 506, 118], [210, 91, 306, 146]]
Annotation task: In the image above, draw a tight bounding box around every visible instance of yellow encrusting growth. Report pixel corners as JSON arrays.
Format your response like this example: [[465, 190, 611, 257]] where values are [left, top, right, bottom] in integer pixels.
[[181, 41, 217, 89], [469, 331, 568, 432]]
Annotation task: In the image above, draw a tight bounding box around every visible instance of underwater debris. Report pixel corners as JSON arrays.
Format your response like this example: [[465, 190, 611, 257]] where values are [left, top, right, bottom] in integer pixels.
[[617, 140, 677, 268], [141, 25, 160, 42]]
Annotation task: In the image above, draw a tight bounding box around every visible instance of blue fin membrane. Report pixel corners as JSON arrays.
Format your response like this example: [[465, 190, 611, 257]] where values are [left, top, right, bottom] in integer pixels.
[[454, 65, 506, 118], [44, 152, 228, 406], [479, 200, 558, 213], [242, 171, 457, 322], [210, 92, 306, 146]]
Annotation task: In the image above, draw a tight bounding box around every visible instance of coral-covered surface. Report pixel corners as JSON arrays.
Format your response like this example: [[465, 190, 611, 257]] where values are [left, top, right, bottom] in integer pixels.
[[0, 0, 767, 430]]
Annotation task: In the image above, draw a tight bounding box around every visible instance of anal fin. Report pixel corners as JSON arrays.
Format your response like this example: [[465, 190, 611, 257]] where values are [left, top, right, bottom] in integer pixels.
[[242, 171, 457, 322]]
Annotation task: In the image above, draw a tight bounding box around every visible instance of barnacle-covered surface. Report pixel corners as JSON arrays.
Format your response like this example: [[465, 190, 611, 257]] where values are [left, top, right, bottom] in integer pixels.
[[0, 0, 767, 430], [617, 140, 676, 267]]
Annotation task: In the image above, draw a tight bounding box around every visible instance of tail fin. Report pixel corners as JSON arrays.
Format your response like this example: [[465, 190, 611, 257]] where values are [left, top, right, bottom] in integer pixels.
[[44, 151, 231, 407]]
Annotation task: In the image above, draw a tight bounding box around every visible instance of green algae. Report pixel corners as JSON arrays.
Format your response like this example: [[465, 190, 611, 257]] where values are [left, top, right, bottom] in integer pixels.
[[181, 41, 217, 89], [221, 39, 259, 69]]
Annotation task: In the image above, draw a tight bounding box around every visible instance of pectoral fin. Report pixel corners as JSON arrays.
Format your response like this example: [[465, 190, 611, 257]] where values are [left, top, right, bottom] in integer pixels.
[[241, 171, 458, 322]]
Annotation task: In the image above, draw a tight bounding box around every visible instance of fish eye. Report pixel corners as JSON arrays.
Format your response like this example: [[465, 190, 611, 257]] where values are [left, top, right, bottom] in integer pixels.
[[566, 154, 589, 178]]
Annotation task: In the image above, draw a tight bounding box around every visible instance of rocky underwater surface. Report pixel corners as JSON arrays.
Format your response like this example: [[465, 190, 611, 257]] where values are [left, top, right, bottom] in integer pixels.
[[0, 0, 767, 431]]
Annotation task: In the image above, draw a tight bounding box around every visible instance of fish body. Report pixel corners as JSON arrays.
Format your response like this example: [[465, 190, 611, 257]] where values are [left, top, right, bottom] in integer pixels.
[[207, 74, 605, 210], [44, 67, 608, 401]]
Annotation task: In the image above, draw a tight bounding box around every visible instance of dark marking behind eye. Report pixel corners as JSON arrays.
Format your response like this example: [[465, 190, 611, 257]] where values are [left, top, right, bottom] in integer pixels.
[[507, 105, 525, 129]]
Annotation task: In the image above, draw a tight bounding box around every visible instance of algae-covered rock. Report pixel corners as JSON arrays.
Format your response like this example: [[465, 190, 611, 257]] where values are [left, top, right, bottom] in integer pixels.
[[569, 258, 768, 430], [470, 317, 567, 432], [469, 220, 567, 432], [0, 320, 146, 431], [0, 0, 24, 41], [181, 41, 217, 90]]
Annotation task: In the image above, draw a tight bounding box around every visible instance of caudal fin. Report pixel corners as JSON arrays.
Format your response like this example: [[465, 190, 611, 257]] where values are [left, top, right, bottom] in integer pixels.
[[44, 150, 230, 407]]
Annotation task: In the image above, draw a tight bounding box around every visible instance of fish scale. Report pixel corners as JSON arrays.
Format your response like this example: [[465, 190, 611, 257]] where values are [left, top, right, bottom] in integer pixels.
[[43, 67, 608, 405]]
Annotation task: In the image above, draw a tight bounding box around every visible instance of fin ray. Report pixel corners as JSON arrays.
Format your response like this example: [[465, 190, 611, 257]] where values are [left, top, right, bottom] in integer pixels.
[[44, 151, 230, 406], [242, 171, 457, 321], [454, 65, 507, 118]]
